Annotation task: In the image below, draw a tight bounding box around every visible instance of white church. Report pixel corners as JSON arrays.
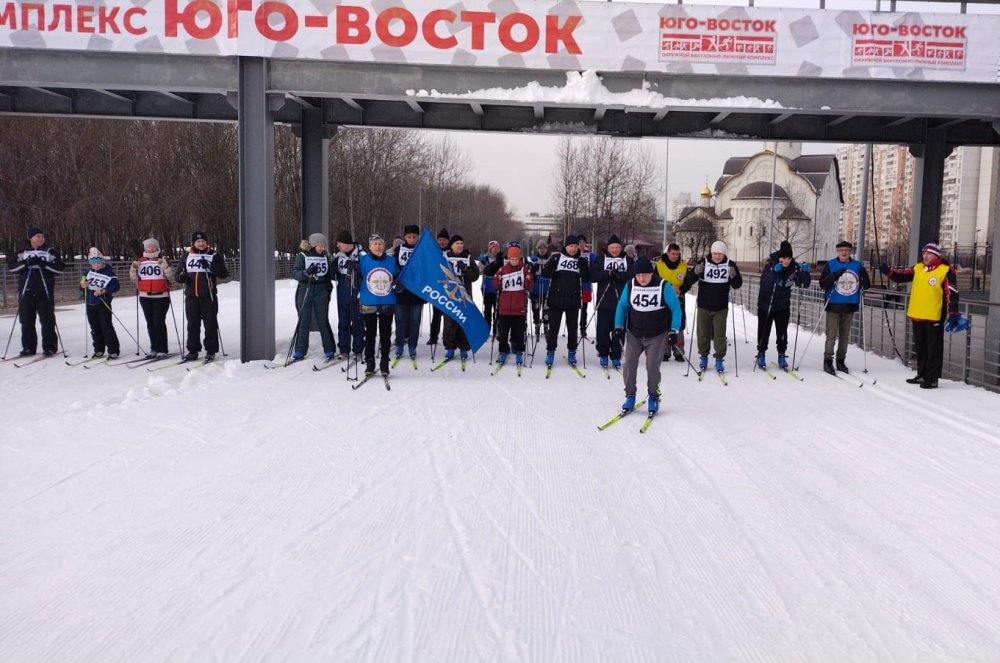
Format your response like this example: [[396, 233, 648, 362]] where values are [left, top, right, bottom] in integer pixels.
[[674, 142, 843, 265]]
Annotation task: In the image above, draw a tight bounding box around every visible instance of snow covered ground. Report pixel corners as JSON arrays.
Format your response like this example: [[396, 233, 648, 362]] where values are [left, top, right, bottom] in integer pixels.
[[3, 280, 1000, 662]]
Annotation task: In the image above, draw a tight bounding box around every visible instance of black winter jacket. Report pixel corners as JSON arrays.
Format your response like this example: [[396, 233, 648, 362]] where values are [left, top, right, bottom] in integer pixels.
[[541, 250, 592, 310]]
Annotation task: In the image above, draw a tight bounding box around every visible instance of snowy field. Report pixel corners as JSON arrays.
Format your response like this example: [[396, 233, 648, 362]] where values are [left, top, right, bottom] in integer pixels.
[[3, 279, 1000, 662]]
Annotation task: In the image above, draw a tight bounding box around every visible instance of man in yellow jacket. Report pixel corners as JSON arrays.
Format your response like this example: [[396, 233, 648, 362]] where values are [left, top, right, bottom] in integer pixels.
[[654, 243, 688, 362], [880, 242, 965, 389]]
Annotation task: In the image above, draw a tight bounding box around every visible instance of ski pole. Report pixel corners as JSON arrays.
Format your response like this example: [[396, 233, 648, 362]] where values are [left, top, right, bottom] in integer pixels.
[[135, 288, 140, 355], [739, 285, 748, 344], [169, 294, 182, 355], [793, 289, 831, 371], [82, 292, 90, 358], [730, 297, 739, 377], [790, 287, 802, 368], [284, 279, 312, 365], [684, 301, 697, 378], [860, 289, 869, 374], [101, 297, 147, 355], [2, 270, 32, 359]]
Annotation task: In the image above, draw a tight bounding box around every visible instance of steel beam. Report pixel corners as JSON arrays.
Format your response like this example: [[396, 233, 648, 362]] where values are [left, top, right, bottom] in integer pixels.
[[909, 128, 953, 255], [237, 57, 276, 363], [300, 107, 330, 240]]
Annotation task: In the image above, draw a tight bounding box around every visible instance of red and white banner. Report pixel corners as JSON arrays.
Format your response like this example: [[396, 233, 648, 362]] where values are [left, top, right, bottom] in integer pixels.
[[1, 0, 997, 84]]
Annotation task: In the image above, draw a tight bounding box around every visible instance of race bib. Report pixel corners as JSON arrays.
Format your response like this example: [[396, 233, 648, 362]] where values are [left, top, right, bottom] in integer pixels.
[[835, 271, 860, 296], [136, 261, 164, 280], [366, 267, 393, 296], [630, 284, 663, 312], [604, 256, 627, 273], [85, 270, 113, 291], [501, 271, 525, 291], [556, 255, 579, 273], [397, 245, 413, 265], [304, 256, 329, 277], [185, 254, 210, 273], [702, 261, 730, 284], [448, 256, 470, 276]]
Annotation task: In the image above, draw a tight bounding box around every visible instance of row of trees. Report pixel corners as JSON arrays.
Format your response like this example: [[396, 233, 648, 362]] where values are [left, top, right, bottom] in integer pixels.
[[551, 136, 661, 250], [0, 118, 521, 260]]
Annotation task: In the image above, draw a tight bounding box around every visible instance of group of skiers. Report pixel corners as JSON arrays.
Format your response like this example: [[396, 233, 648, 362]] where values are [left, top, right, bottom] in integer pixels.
[[6, 225, 967, 401], [6, 227, 227, 365]]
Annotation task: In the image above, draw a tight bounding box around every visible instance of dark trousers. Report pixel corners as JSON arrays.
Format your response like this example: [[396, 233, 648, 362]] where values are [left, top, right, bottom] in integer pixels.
[[336, 289, 364, 355], [140, 296, 171, 353], [363, 311, 393, 372], [482, 292, 497, 334], [429, 306, 443, 343], [756, 307, 791, 355], [19, 290, 58, 353], [86, 301, 120, 354], [580, 300, 589, 336], [496, 314, 527, 354], [443, 316, 470, 351], [185, 296, 219, 354], [394, 304, 423, 354], [529, 295, 547, 337], [595, 308, 622, 359], [912, 319, 944, 381], [546, 307, 580, 352], [295, 285, 336, 356]]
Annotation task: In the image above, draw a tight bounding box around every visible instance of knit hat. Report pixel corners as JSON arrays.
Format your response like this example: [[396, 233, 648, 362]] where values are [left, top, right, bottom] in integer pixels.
[[507, 246, 522, 260], [836, 240, 854, 249], [308, 233, 328, 247], [564, 234, 580, 247], [536, 240, 548, 249], [403, 224, 419, 236], [27, 227, 44, 240], [777, 241, 793, 258], [449, 234, 464, 246], [142, 238, 161, 252], [607, 234, 622, 248], [335, 230, 353, 245], [710, 240, 728, 255], [634, 257, 654, 274], [87, 247, 106, 264], [437, 228, 450, 240], [921, 242, 942, 258], [368, 233, 385, 245], [192, 230, 207, 243], [576, 233, 587, 242], [488, 240, 500, 250]]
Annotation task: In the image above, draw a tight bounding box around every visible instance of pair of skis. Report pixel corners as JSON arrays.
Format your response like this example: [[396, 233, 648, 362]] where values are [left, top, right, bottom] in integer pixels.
[[148, 356, 215, 372], [490, 362, 523, 377], [351, 372, 390, 390], [697, 368, 728, 385], [545, 360, 585, 379], [390, 355, 418, 371], [10, 353, 61, 368], [597, 400, 656, 433], [430, 357, 466, 372]]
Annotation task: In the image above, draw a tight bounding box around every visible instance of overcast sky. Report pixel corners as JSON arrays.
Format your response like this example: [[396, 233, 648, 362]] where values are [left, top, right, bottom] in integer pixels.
[[447, 132, 835, 218]]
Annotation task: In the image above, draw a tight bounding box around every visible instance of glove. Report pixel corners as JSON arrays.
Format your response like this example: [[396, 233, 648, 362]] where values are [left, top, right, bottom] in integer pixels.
[[945, 314, 969, 333], [131, 260, 140, 270], [25, 256, 43, 267], [392, 280, 405, 293], [666, 329, 678, 346], [693, 262, 704, 276], [833, 269, 846, 280], [773, 262, 783, 272], [613, 327, 626, 344], [801, 262, 809, 273], [879, 262, 890, 275], [198, 257, 211, 271], [305, 263, 319, 276]]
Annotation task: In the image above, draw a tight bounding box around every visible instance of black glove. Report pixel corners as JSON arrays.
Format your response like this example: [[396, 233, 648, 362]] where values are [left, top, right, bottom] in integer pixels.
[[666, 329, 678, 346], [832, 269, 846, 280], [613, 327, 626, 344], [198, 257, 212, 271], [878, 262, 890, 275], [25, 256, 44, 267], [305, 263, 319, 276], [392, 280, 405, 293]]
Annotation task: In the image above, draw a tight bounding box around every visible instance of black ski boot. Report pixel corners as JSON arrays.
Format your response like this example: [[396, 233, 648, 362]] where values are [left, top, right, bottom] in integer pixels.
[[823, 358, 836, 375]]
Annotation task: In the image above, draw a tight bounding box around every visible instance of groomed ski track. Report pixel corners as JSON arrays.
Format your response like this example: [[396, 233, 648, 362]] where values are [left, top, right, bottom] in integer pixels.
[[3, 280, 999, 661]]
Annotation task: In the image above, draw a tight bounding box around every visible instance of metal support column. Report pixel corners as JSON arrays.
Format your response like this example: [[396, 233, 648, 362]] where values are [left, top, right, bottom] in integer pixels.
[[238, 56, 276, 362], [986, 160, 1000, 386], [299, 107, 332, 239], [908, 128, 952, 259]]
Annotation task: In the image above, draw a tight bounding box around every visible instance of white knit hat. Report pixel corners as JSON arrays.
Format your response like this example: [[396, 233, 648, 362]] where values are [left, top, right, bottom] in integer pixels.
[[710, 240, 728, 255]]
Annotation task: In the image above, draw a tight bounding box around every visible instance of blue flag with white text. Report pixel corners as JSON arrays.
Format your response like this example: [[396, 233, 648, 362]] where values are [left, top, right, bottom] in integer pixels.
[[399, 229, 490, 353]]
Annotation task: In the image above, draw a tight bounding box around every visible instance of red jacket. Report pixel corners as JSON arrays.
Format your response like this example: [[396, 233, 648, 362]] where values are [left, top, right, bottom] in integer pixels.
[[493, 262, 534, 316]]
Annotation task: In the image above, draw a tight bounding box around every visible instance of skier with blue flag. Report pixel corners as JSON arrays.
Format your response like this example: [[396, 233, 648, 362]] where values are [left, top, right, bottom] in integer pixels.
[[399, 229, 490, 364]]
